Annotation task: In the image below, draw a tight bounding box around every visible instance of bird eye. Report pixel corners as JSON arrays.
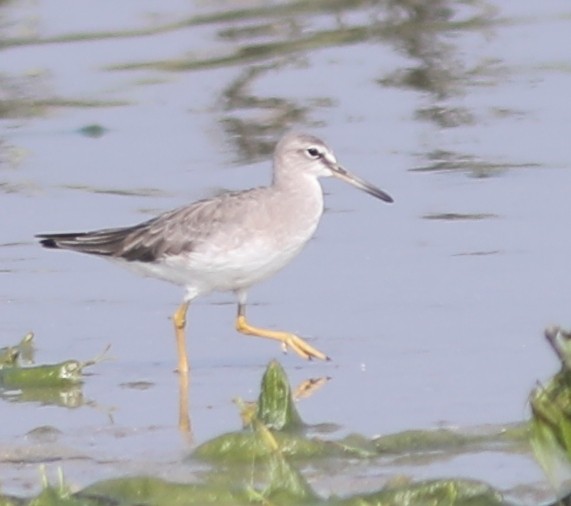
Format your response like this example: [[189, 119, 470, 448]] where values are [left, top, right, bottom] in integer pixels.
[[306, 147, 321, 158]]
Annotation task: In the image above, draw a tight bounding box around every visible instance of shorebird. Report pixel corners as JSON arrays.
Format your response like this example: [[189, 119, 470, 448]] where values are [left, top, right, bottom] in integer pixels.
[[37, 132, 393, 373]]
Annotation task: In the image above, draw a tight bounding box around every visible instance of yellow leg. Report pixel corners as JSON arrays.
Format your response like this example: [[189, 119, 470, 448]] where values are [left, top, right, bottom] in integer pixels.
[[178, 368, 192, 438], [172, 301, 190, 373], [235, 304, 330, 361]]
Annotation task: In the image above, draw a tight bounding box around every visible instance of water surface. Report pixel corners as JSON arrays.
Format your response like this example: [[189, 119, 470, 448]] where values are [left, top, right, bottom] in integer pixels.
[[2, 0, 571, 501]]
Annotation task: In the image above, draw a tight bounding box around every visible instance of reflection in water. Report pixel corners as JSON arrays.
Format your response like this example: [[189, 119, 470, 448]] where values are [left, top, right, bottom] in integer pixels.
[[1, 384, 85, 408], [422, 212, 498, 220], [380, 1, 497, 117], [1, 0, 504, 168], [217, 0, 500, 162], [3, 0, 567, 499], [378, 2, 537, 177], [191, 360, 512, 504], [0, 337, 106, 410], [292, 375, 331, 401], [0, 70, 126, 121], [1, 356, 562, 504], [178, 369, 191, 438], [1, 0, 535, 177], [176, 361, 329, 439], [60, 183, 172, 198], [410, 149, 540, 177], [80, 1, 496, 163], [221, 64, 310, 163], [382, 1, 472, 99]]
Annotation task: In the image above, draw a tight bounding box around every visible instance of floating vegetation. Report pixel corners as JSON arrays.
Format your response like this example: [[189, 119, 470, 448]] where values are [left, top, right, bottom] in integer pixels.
[[0, 334, 107, 408], [0, 358, 514, 505], [3, 337, 571, 504], [0, 331, 34, 367], [530, 326, 571, 498]]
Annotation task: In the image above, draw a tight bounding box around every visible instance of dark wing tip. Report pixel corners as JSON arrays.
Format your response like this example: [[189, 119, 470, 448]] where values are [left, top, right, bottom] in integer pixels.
[[37, 236, 60, 249]]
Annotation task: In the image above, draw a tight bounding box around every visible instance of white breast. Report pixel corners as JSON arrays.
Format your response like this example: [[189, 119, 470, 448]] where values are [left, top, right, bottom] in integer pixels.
[[113, 174, 325, 301]]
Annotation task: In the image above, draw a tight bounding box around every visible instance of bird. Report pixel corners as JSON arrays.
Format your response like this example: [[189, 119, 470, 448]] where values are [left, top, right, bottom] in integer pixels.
[[37, 132, 393, 373]]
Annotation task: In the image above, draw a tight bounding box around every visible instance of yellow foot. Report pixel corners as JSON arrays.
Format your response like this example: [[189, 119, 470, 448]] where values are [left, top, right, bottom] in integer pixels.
[[236, 315, 330, 361], [280, 332, 330, 361]]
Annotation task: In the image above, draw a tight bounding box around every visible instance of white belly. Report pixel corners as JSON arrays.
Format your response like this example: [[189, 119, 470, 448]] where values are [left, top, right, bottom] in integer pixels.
[[120, 232, 310, 298], [117, 175, 324, 300]]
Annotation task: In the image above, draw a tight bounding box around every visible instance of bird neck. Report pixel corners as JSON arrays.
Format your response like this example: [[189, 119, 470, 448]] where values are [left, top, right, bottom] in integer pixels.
[[271, 169, 324, 219]]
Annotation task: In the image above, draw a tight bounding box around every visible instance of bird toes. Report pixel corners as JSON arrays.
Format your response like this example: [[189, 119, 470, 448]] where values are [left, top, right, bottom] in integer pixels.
[[285, 334, 329, 362]]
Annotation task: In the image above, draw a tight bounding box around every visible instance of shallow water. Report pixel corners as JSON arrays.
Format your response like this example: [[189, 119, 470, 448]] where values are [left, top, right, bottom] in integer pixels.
[[2, 0, 571, 501]]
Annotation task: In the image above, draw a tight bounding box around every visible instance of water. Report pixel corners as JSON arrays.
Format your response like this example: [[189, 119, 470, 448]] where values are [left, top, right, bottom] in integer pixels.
[[2, 0, 571, 501]]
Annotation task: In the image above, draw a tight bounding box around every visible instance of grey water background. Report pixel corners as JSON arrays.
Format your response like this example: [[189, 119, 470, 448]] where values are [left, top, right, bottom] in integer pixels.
[[2, 0, 571, 500]]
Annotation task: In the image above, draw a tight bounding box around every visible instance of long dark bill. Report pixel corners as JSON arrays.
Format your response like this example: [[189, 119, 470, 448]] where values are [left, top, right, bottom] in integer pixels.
[[330, 164, 393, 203]]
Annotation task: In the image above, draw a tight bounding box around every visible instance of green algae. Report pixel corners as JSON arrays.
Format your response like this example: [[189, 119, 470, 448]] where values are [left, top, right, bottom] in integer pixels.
[[0, 335, 107, 408], [256, 360, 303, 431], [7, 340, 571, 505], [0, 360, 84, 389], [529, 326, 571, 497], [0, 332, 34, 368]]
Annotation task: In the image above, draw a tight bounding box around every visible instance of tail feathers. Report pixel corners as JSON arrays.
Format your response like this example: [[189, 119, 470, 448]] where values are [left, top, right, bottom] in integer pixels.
[[38, 236, 64, 249], [36, 229, 133, 257], [36, 220, 171, 262]]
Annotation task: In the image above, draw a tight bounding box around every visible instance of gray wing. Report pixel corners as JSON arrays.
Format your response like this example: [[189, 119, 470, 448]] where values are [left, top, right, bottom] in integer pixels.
[[37, 188, 266, 263]]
